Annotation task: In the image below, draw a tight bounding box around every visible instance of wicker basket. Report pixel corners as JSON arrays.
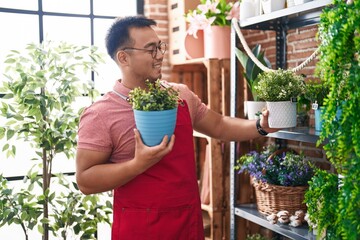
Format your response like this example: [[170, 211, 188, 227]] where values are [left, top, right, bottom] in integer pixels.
[[252, 178, 308, 216], [252, 148, 308, 216]]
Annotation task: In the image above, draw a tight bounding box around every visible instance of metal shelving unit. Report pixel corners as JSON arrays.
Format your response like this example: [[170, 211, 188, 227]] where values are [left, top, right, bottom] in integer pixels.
[[235, 204, 315, 240], [230, 1, 332, 239]]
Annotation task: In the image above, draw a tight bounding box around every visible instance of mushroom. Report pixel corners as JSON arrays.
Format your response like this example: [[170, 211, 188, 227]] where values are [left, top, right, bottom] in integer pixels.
[[289, 214, 303, 227], [277, 210, 290, 224], [294, 210, 305, 223], [266, 213, 278, 224]]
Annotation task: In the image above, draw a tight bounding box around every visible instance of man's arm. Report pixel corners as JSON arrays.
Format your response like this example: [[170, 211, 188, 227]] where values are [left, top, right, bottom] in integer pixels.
[[76, 129, 175, 195], [193, 109, 277, 142]]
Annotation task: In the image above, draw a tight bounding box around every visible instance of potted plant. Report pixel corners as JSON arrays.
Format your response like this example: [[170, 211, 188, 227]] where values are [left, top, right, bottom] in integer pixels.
[[303, 80, 330, 131], [129, 79, 179, 147], [309, 0, 360, 239], [0, 41, 112, 239], [304, 169, 338, 237], [254, 69, 306, 128], [185, 0, 240, 58], [235, 144, 315, 216], [235, 44, 272, 119]]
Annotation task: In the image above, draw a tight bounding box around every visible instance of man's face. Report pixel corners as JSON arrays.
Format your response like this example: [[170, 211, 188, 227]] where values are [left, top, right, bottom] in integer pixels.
[[126, 27, 164, 84]]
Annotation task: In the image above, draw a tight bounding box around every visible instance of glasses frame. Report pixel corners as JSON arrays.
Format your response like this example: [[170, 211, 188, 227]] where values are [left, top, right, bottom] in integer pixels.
[[121, 41, 167, 59]]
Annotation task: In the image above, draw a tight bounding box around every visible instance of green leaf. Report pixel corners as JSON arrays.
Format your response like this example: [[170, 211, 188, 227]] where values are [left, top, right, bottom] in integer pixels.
[[6, 130, 15, 140]]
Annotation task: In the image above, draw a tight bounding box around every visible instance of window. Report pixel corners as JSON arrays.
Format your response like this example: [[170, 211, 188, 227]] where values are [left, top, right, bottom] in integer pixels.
[[0, 0, 140, 175], [0, 1, 141, 238]]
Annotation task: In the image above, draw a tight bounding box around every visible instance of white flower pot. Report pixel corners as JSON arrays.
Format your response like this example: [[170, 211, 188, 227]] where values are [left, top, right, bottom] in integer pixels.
[[267, 101, 297, 128], [261, 0, 285, 14], [240, 0, 261, 21], [294, 0, 313, 5], [245, 101, 266, 120], [287, 0, 295, 7]]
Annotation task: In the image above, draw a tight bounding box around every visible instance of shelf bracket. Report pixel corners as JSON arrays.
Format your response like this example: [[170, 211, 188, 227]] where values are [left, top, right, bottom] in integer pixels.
[[275, 18, 288, 69]]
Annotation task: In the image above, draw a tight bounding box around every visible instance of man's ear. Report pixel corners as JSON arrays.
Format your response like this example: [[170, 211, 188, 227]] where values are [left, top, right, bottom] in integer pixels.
[[116, 50, 128, 65]]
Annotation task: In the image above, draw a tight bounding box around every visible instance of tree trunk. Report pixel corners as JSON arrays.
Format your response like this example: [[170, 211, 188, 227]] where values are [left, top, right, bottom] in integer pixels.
[[42, 148, 49, 240]]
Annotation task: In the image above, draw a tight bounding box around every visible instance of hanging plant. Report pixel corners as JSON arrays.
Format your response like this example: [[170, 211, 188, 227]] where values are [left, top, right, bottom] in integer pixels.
[[310, 0, 360, 238]]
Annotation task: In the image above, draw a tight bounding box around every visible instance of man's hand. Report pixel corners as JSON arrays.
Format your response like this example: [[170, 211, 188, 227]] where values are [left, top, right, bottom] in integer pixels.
[[132, 129, 175, 173], [260, 110, 281, 133]]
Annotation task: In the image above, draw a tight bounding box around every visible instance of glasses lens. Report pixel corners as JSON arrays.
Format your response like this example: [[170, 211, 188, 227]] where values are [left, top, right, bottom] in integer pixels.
[[159, 42, 167, 54], [151, 42, 167, 58]]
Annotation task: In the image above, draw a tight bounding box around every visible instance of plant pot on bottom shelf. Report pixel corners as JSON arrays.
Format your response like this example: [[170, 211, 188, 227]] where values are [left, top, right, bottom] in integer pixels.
[[235, 146, 315, 218], [252, 178, 308, 216]]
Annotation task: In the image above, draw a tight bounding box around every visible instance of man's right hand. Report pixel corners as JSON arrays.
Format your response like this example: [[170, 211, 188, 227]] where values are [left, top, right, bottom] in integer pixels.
[[132, 128, 175, 174]]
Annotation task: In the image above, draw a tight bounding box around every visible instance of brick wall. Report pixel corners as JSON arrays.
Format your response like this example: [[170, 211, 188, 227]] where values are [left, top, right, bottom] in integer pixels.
[[144, 0, 171, 81]]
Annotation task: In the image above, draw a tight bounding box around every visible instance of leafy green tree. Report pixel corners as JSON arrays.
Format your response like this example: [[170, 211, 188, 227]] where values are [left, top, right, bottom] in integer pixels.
[[0, 41, 112, 240]]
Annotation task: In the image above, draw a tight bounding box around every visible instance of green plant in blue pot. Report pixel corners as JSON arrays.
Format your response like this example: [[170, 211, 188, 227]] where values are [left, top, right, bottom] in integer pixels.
[[303, 80, 329, 132], [129, 79, 179, 146]]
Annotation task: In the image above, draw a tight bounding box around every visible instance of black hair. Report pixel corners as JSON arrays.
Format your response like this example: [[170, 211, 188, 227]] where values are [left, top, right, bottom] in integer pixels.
[[105, 15, 157, 60]]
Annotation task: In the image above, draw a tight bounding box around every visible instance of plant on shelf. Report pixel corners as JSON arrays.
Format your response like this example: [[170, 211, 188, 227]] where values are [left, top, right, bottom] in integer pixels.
[[305, 0, 360, 239], [235, 44, 272, 119], [255, 69, 305, 102], [304, 169, 338, 237], [235, 145, 315, 187], [0, 41, 112, 239], [303, 79, 330, 131], [235, 145, 316, 216], [254, 69, 306, 128], [235, 44, 272, 101], [185, 0, 240, 37], [129, 80, 179, 147], [303, 80, 329, 108]]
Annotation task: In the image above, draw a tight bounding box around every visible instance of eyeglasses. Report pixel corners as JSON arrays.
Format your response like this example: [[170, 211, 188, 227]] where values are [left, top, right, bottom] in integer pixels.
[[121, 42, 167, 59]]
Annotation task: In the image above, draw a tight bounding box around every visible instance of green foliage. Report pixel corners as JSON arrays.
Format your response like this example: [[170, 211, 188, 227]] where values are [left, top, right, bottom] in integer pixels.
[[245, 233, 268, 240], [236, 145, 315, 187], [0, 41, 112, 239], [0, 174, 42, 239], [316, 0, 360, 237], [303, 80, 329, 106], [49, 175, 112, 239], [129, 79, 179, 111], [308, 0, 360, 238], [254, 69, 306, 101], [304, 170, 339, 239], [235, 44, 272, 101]]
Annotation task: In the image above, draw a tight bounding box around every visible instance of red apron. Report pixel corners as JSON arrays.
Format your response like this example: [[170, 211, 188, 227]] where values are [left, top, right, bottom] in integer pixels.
[[111, 101, 204, 240]]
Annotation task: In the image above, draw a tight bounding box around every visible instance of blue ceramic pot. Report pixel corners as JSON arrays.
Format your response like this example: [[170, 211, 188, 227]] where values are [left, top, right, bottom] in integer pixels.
[[315, 106, 342, 132], [133, 108, 178, 146]]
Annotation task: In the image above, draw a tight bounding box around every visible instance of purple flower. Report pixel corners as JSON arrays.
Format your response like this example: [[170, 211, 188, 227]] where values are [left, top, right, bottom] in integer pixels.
[[235, 145, 315, 186]]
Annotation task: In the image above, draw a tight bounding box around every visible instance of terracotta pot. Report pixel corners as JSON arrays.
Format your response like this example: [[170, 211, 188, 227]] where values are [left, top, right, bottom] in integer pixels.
[[184, 30, 204, 60], [204, 26, 231, 59]]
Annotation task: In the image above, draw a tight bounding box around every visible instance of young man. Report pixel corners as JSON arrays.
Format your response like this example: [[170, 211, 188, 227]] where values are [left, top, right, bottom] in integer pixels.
[[76, 16, 277, 239]]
